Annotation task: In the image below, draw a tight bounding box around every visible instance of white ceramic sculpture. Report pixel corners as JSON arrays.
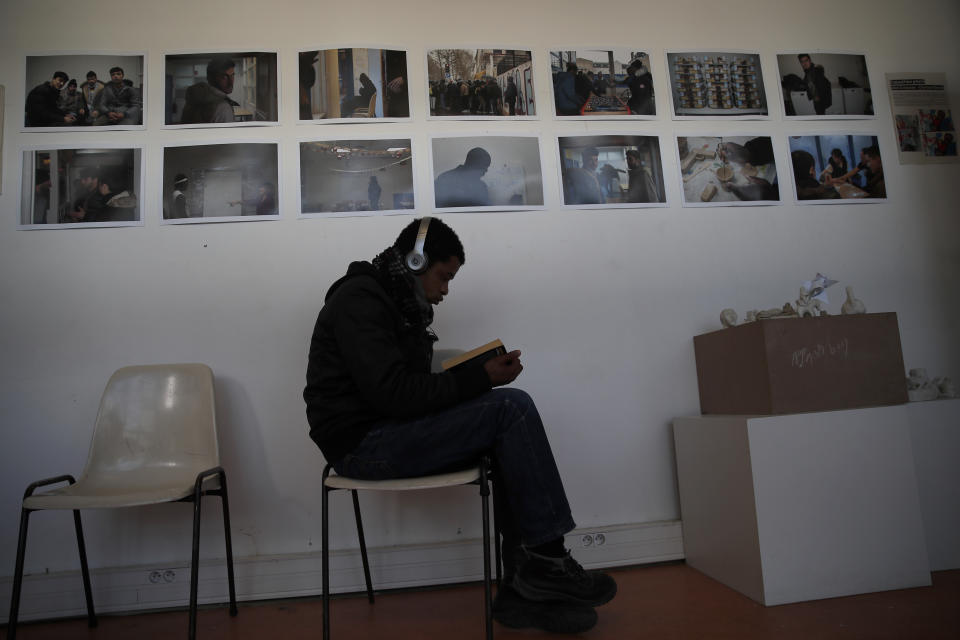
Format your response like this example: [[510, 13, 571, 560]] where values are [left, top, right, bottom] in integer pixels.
[[841, 286, 866, 315], [796, 287, 825, 318], [744, 310, 757, 323], [906, 368, 939, 402], [933, 376, 959, 399], [720, 308, 738, 328]]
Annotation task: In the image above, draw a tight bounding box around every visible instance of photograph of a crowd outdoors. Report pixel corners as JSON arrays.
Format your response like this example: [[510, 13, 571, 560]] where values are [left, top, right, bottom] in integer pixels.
[[427, 49, 535, 118], [298, 48, 409, 121], [788, 134, 886, 202], [431, 136, 543, 211], [24, 54, 144, 129], [558, 135, 666, 208], [667, 51, 768, 118], [777, 52, 873, 118], [551, 49, 655, 117], [676, 136, 780, 206], [300, 139, 414, 216], [21, 147, 142, 227], [164, 52, 278, 126], [162, 143, 279, 222]]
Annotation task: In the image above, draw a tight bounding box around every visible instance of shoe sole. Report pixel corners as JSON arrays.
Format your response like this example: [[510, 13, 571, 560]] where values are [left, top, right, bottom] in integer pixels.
[[493, 607, 597, 633], [511, 576, 618, 607]]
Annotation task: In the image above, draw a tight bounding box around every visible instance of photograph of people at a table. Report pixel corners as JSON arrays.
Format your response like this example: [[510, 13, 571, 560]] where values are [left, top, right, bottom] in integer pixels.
[[164, 51, 278, 126], [676, 136, 780, 206], [777, 52, 873, 118], [426, 48, 535, 118], [550, 49, 655, 118], [788, 134, 886, 202], [558, 135, 666, 207], [298, 48, 409, 121]]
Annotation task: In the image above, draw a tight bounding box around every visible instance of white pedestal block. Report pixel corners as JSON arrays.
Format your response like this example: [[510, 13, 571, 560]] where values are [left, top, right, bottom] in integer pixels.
[[673, 406, 932, 606], [906, 398, 960, 570]]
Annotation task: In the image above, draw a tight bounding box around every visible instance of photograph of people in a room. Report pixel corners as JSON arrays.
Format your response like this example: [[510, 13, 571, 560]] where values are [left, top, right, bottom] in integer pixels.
[[298, 48, 409, 121], [676, 136, 780, 206], [431, 135, 544, 211], [162, 143, 279, 222], [550, 49, 655, 118], [299, 139, 414, 215], [24, 54, 144, 129], [667, 51, 768, 118], [164, 52, 278, 126], [427, 48, 536, 118], [557, 135, 666, 208], [787, 134, 886, 202], [20, 147, 142, 227], [895, 115, 920, 152], [777, 52, 873, 118], [918, 109, 956, 157]]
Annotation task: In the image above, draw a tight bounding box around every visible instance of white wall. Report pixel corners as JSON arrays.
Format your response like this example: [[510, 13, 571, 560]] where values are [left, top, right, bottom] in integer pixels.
[[1, 0, 958, 591]]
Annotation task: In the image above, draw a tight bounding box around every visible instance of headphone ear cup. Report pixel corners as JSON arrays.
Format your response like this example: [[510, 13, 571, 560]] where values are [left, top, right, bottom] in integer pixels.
[[405, 250, 428, 273]]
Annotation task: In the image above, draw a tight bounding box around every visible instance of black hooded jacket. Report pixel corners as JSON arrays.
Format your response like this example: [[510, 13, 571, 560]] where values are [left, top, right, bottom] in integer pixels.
[[303, 261, 491, 463]]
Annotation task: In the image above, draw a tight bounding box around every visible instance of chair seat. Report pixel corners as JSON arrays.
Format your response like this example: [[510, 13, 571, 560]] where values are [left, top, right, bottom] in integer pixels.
[[24, 476, 202, 510], [324, 467, 480, 491]]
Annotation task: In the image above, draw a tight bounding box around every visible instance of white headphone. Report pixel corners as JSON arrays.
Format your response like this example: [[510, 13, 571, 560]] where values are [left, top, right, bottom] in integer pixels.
[[405, 217, 432, 273]]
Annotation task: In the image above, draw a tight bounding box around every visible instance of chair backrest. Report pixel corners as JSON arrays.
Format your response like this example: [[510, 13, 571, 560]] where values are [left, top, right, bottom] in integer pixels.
[[78, 363, 219, 484]]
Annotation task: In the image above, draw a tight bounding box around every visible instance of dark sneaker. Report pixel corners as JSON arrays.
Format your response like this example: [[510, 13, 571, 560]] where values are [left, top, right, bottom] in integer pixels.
[[512, 551, 617, 607], [493, 583, 598, 633]]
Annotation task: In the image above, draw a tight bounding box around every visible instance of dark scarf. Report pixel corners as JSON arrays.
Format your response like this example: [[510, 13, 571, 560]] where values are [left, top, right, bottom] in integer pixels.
[[371, 246, 434, 333]]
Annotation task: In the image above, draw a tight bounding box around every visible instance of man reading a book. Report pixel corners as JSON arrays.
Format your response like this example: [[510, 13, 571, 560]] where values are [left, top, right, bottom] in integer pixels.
[[304, 217, 616, 633]]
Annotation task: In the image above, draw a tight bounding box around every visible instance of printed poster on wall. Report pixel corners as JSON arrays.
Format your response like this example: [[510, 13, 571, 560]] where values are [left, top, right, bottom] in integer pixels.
[[886, 72, 957, 164]]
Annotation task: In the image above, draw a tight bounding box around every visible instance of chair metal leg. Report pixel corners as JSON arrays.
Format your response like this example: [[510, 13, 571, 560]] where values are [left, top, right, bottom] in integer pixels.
[[479, 459, 493, 640], [351, 490, 374, 603], [216, 470, 239, 616], [189, 482, 204, 640], [322, 467, 331, 640], [7, 508, 32, 640], [72, 509, 98, 628], [492, 492, 502, 588]]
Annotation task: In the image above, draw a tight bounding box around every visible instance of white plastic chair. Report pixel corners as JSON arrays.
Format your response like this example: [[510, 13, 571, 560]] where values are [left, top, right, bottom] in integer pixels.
[[7, 363, 238, 640]]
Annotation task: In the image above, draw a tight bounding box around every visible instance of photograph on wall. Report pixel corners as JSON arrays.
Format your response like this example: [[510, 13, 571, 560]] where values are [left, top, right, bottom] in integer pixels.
[[787, 134, 886, 203], [299, 138, 414, 216], [24, 53, 145, 130], [164, 51, 278, 127], [430, 135, 543, 211], [550, 49, 655, 118], [19, 146, 142, 228], [161, 142, 279, 223], [666, 51, 767, 118], [676, 136, 780, 206], [426, 48, 536, 118], [298, 48, 409, 122], [557, 135, 666, 208], [777, 52, 874, 118], [886, 72, 957, 164]]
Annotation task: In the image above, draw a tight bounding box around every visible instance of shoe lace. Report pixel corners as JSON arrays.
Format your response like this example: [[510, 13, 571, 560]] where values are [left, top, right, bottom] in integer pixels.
[[562, 555, 590, 584]]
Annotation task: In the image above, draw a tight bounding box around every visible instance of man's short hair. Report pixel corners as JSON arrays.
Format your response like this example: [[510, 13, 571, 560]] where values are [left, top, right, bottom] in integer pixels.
[[109, 66, 123, 75], [566, 62, 577, 72], [797, 53, 811, 62], [791, 150, 816, 181], [394, 217, 465, 268], [464, 147, 491, 170], [53, 71, 68, 82], [862, 145, 880, 158], [67, 79, 77, 88], [174, 173, 189, 186], [86, 71, 97, 79], [583, 146, 599, 158], [625, 149, 642, 161], [206, 56, 236, 84]]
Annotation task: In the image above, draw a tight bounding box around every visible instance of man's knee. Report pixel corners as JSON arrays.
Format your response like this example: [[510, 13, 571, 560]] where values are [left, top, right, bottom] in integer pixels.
[[488, 388, 536, 416]]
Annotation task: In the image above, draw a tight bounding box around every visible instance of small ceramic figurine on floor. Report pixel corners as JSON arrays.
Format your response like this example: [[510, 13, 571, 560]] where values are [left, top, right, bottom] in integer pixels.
[[720, 308, 738, 328], [907, 368, 939, 402], [841, 286, 866, 314], [796, 287, 825, 317]]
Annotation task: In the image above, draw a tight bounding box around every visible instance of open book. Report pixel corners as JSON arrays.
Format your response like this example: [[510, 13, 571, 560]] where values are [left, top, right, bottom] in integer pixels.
[[441, 339, 507, 371]]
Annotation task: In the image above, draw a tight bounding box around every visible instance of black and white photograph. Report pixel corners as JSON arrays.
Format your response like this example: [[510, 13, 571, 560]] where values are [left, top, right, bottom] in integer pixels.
[[777, 52, 873, 118], [24, 54, 144, 129], [300, 138, 415, 216], [431, 135, 543, 211], [667, 51, 768, 118], [676, 136, 780, 206], [550, 49, 655, 118], [298, 48, 409, 121], [162, 143, 280, 223], [427, 49, 535, 118], [164, 51, 278, 126], [557, 135, 666, 208], [787, 134, 886, 203], [20, 146, 142, 227]]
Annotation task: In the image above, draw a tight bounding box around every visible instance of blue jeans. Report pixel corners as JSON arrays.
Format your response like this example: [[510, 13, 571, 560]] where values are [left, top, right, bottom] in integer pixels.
[[334, 388, 576, 548]]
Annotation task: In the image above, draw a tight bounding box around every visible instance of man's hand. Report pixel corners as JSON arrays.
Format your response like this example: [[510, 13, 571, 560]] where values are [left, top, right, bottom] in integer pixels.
[[484, 350, 523, 387]]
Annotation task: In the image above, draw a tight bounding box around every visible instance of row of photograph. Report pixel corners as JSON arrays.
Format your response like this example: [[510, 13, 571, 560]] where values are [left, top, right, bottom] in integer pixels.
[[20, 133, 887, 228], [22, 48, 881, 130]]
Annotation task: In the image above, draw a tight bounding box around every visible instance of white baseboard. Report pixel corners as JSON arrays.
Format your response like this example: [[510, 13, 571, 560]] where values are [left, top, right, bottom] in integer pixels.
[[0, 520, 682, 624]]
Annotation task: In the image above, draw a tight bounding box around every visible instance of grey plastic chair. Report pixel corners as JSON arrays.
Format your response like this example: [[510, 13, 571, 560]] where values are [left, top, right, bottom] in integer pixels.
[[7, 363, 238, 640]]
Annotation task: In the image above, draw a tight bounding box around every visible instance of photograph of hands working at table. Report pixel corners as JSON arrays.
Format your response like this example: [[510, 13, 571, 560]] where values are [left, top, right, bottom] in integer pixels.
[[788, 134, 886, 202], [677, 135, 780, 205]]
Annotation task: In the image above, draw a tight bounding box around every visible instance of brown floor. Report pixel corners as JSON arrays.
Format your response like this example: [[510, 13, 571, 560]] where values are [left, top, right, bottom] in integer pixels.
[[5, 563, 959, 639]]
